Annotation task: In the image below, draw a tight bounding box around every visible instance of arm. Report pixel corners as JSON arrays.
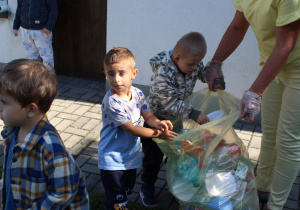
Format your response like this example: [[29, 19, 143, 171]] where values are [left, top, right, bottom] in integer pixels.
[[120, 111, 177, 139], [35, 154, 83, 209], [205, 10, 250, 90], [240, 19, 300, 122], [12, 0, 22, 34], [249, 19, 300, 95], [150, 67, 193, 119], [45, 0, 58, 32]]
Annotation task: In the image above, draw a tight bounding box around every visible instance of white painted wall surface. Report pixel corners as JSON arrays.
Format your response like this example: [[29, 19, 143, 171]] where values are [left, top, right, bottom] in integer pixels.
[[107, 0, 261, 99], [0, 0, 26, 62], [0, 0, 262, 99]]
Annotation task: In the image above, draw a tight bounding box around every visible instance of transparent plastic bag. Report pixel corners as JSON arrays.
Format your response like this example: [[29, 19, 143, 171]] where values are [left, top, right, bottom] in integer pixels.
[[153, 88, 259, 210]]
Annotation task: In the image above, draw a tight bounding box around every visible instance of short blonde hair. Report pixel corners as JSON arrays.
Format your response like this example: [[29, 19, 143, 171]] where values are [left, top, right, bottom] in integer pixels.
[[0, 59, 58, 114], [174, 32, 207, 57], [103, 47, 136, 71]]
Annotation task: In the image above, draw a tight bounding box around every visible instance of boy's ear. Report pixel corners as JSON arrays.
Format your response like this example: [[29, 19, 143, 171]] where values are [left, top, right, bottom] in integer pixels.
[[26, 103, 40, 118], [131, 68, 138, 79], [174, 54, 180, 62]]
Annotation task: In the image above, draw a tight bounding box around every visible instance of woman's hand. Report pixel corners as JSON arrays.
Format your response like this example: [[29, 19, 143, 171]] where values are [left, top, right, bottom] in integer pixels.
[[240, 91, 261, 122], [205, 63, 225, 91]]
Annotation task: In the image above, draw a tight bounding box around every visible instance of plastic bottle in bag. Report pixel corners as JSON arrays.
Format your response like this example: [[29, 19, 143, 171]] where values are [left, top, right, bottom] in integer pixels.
[[206, 143, 242, 175], [177, 156, 203, 187]]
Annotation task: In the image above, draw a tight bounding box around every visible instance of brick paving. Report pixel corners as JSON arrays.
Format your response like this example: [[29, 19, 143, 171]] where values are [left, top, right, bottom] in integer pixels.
[[0, 75, 299, 209]]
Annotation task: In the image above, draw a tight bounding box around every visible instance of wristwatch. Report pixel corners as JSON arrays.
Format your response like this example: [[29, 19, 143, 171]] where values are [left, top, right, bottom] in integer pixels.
[[244, 90, 262, 102]]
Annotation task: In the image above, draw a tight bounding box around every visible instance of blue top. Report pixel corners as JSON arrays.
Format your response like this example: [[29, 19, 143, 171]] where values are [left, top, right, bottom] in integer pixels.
[[13, 0, 58, 31], [5, 129, 18, 210], [98, 86, 150, 170]]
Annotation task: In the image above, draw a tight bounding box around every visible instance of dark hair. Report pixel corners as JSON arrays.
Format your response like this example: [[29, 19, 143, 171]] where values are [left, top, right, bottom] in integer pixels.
[[0, 59, 58, 113], [103, 47, 136, 71], [174, 32, 207, 56]]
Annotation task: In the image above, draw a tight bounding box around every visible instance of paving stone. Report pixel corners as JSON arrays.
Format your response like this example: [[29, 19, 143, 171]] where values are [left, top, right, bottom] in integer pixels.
[[52, 98, 65, 106], [81, 163, 100, 174], [75, 154, 91, 167], [81, 147, 98, 157], [59, 132, 72, 142], [88, 141, 99, 150], [89, 104, 102, 113], [87, 156, 98, 165], [64, 135, 82, 148], [72, 116, 90, 128], [83, 111, 100, 119], [63, 104, 81, 114], [65, 127, 89, 136], [57, 113, 80, 121], [237, 133, 252, 141], [85, 173, 102, 192], [50, 105, 66, 112], [47, 110, 59, 120], [241, 124, 255, 133], [90, 181, 105, 194], [248, 148, 261, 161], [82, 119, 101, 130], [239, 130, 253, 136], [155, 189, 176, 208], [250, 136, 262, 149], [73, 105, 91, 116], [56, 119, 74, 131]]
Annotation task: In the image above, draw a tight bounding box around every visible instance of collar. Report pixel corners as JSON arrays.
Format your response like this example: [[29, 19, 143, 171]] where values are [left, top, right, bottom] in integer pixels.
[[2, 115, 52, 152]]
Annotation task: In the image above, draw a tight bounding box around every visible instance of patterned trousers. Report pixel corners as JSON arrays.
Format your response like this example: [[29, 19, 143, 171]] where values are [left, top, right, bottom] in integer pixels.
[[20, 27, 55, 73]]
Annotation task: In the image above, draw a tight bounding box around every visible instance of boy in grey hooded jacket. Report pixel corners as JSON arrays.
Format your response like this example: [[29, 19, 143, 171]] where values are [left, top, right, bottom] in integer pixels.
[[140, 32, 210, 207]]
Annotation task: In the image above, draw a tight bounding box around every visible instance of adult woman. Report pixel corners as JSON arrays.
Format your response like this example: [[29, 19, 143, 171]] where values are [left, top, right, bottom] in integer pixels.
[[205, 0, 300, 209]]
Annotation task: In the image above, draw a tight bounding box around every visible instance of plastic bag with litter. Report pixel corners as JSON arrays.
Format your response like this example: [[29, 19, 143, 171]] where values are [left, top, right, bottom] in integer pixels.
[[153, 88, 259, 210]]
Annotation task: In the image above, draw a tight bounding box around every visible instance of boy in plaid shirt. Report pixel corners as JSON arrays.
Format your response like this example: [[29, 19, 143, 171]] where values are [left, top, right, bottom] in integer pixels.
[[0, 59, 89, 209]]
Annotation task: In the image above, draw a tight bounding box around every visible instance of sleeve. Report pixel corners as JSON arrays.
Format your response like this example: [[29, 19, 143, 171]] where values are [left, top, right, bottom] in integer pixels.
[[150, 66, 193, 119], [36, 139, 84, 209], [12, 0, 22, 30], [233, 0, 243, 12], [102, 98, 131, 128], [45, 0, 58, 31], [196, 61, 205, 83], [276, 0, 300, 26], [135, 89, 150, 114]]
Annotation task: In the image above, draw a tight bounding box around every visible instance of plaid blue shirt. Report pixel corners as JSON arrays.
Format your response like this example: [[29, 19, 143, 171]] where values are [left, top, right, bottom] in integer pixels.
[[1, 115, 89, 210]]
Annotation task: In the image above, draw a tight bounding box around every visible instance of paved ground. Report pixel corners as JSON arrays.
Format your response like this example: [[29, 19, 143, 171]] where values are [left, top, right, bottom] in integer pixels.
[[0, 75, 299, 209]]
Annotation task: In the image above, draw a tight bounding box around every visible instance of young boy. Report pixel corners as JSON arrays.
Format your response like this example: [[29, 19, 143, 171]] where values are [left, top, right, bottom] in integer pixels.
[[13, 0, 58, 73], [98, 47, 177, 210], [140, 32, 210, 207], [0, 59, 89, 209]]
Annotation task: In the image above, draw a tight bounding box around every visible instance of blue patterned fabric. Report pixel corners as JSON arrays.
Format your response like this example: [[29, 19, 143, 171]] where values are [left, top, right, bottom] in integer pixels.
[[1, 115, 89, 209]]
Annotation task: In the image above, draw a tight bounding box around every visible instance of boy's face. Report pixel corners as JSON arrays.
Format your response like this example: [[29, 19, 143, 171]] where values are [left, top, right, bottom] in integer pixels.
[[0, 89, 27, 127], [174, 51, 204, 74], [104, 60, 137, 97]]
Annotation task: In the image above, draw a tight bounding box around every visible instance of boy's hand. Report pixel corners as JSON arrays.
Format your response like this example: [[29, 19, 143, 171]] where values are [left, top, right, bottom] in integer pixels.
[[13, 29, 18, 36], [153, 120, 173, 131], [42, 28, 51, 34], [197, 113, 210, 125], [159, 130, 178, 140]]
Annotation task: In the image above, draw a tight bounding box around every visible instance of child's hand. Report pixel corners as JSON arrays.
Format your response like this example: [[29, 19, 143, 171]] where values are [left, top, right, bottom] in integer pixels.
[[13, 29, 18, 36], [197, 113, 210, 125], [159, 130, 178, 140], [153, 120, 173, 131], [42, 28, 51, 34]]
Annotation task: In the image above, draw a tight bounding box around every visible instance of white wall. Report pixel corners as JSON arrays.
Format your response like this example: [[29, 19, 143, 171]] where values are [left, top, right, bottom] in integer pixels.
[[107, 0, 261, 99], [0, 0, 262, 99], [0, 0, 26, 62]]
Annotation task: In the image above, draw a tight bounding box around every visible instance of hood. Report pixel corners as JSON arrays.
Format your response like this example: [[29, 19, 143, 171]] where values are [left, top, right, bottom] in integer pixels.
[[149, 49, 175, 72]]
